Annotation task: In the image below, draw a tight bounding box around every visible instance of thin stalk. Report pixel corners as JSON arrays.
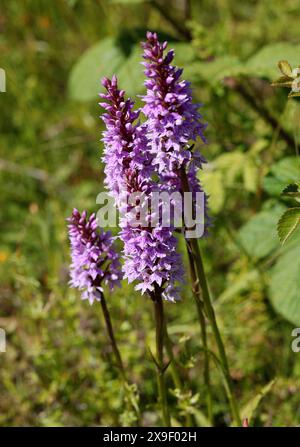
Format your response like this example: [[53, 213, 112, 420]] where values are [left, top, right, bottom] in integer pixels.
[[164, 323, 194, 426], [100, 292, 126, 379], [180, 168, 241, 426], [153, 291, 171, 426], [100, 293, 139, 421], [189, 241, 241, 426], [186, 245, 213, 424]]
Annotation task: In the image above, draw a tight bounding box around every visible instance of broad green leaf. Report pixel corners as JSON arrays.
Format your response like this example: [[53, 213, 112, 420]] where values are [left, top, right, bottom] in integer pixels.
[[68, 38, 126, 101], [240, 379, 276, 424], [277, 207, 300, 244], [117, 45, 145, 96], [185, 55, 242, 83], [238, 206, 284, 259], [263, 157, 300, 196], [270, 240, 300, 325], [246, 43, 300, 79]]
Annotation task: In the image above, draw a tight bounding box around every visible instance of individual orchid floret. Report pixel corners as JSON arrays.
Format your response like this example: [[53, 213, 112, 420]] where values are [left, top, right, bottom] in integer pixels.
[[67, 209, 121, 304]]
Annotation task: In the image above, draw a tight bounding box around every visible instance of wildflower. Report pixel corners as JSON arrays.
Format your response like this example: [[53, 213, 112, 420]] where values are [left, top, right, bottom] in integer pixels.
[[141, 31, 210, 232], [67, 209, 121, 304], [100, 79, 184, 301], [100, 75, 152, 203], [141, 31, 207, 174], [120, 169, 184, 302]]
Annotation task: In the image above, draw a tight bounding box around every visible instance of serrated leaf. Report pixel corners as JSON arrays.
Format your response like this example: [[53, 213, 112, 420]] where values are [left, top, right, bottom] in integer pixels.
[[277, 207, 300, 244], [278, 60, 293, 78]]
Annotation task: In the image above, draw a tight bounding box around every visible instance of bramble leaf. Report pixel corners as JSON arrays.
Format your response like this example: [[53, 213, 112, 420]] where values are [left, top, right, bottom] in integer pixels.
[[277, 207, 300, 244]]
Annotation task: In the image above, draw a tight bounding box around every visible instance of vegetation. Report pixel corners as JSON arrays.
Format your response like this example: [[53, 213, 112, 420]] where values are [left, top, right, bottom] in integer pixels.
[[1, 0, 300, 426]]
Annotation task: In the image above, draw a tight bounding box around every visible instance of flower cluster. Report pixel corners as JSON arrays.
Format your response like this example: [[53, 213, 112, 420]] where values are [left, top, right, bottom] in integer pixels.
[[67, 209, 121, 304], [141, 31, 210, 231], [120, 170, 184, 302], [82, 31, 210, 303], [100, 75, 151, 203], [100, 76, 184, 301], [141, 31, 207, 174]]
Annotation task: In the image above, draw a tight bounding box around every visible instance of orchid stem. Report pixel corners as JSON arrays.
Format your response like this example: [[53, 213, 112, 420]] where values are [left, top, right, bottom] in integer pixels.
[[164, 323, 194, 426], [180, 167, 241, 426], [186, 244, 213, 425], [100, 293, 140, 421], [153, 291, 171, 426]]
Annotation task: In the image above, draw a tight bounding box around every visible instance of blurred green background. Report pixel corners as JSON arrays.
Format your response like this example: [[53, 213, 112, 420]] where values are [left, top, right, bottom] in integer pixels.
[[1, 0, 300, 426]]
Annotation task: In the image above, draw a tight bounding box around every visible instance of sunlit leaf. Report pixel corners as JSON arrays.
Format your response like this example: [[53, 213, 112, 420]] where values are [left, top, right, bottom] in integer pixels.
[[277, 207, 300, 244], [238, 206, 284, 259], [270, 239, 300, 325], [68, 38, 126, 101]]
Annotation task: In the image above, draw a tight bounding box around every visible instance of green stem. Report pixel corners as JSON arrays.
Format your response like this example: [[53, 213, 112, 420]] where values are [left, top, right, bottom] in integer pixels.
[[180, 167, 241, 426], [100, 293, 125, 378], [186, 245, 213, 425], [189, 241, 241, 426], [100, 293, 139, 421], [153, 291, 171, 426], [164, 324, 194, 426]]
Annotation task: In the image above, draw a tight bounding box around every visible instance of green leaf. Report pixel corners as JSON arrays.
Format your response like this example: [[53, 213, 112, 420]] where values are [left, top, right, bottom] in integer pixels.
[[240, 380, 276, 424], [201, 170, 225, 213], [185, 55, 242, 84], [277, 207, 300, 244], [68, 38, 126, 101], [270, 239, 300, 325], [238, 206, 284, 259], [243, 158, 257, 193], [246, 43, 300, 79], [282, 183, 300, 198], [263, 157, 300, 196], [116, 45, 145, 96], [278, 60, 293, 78]]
